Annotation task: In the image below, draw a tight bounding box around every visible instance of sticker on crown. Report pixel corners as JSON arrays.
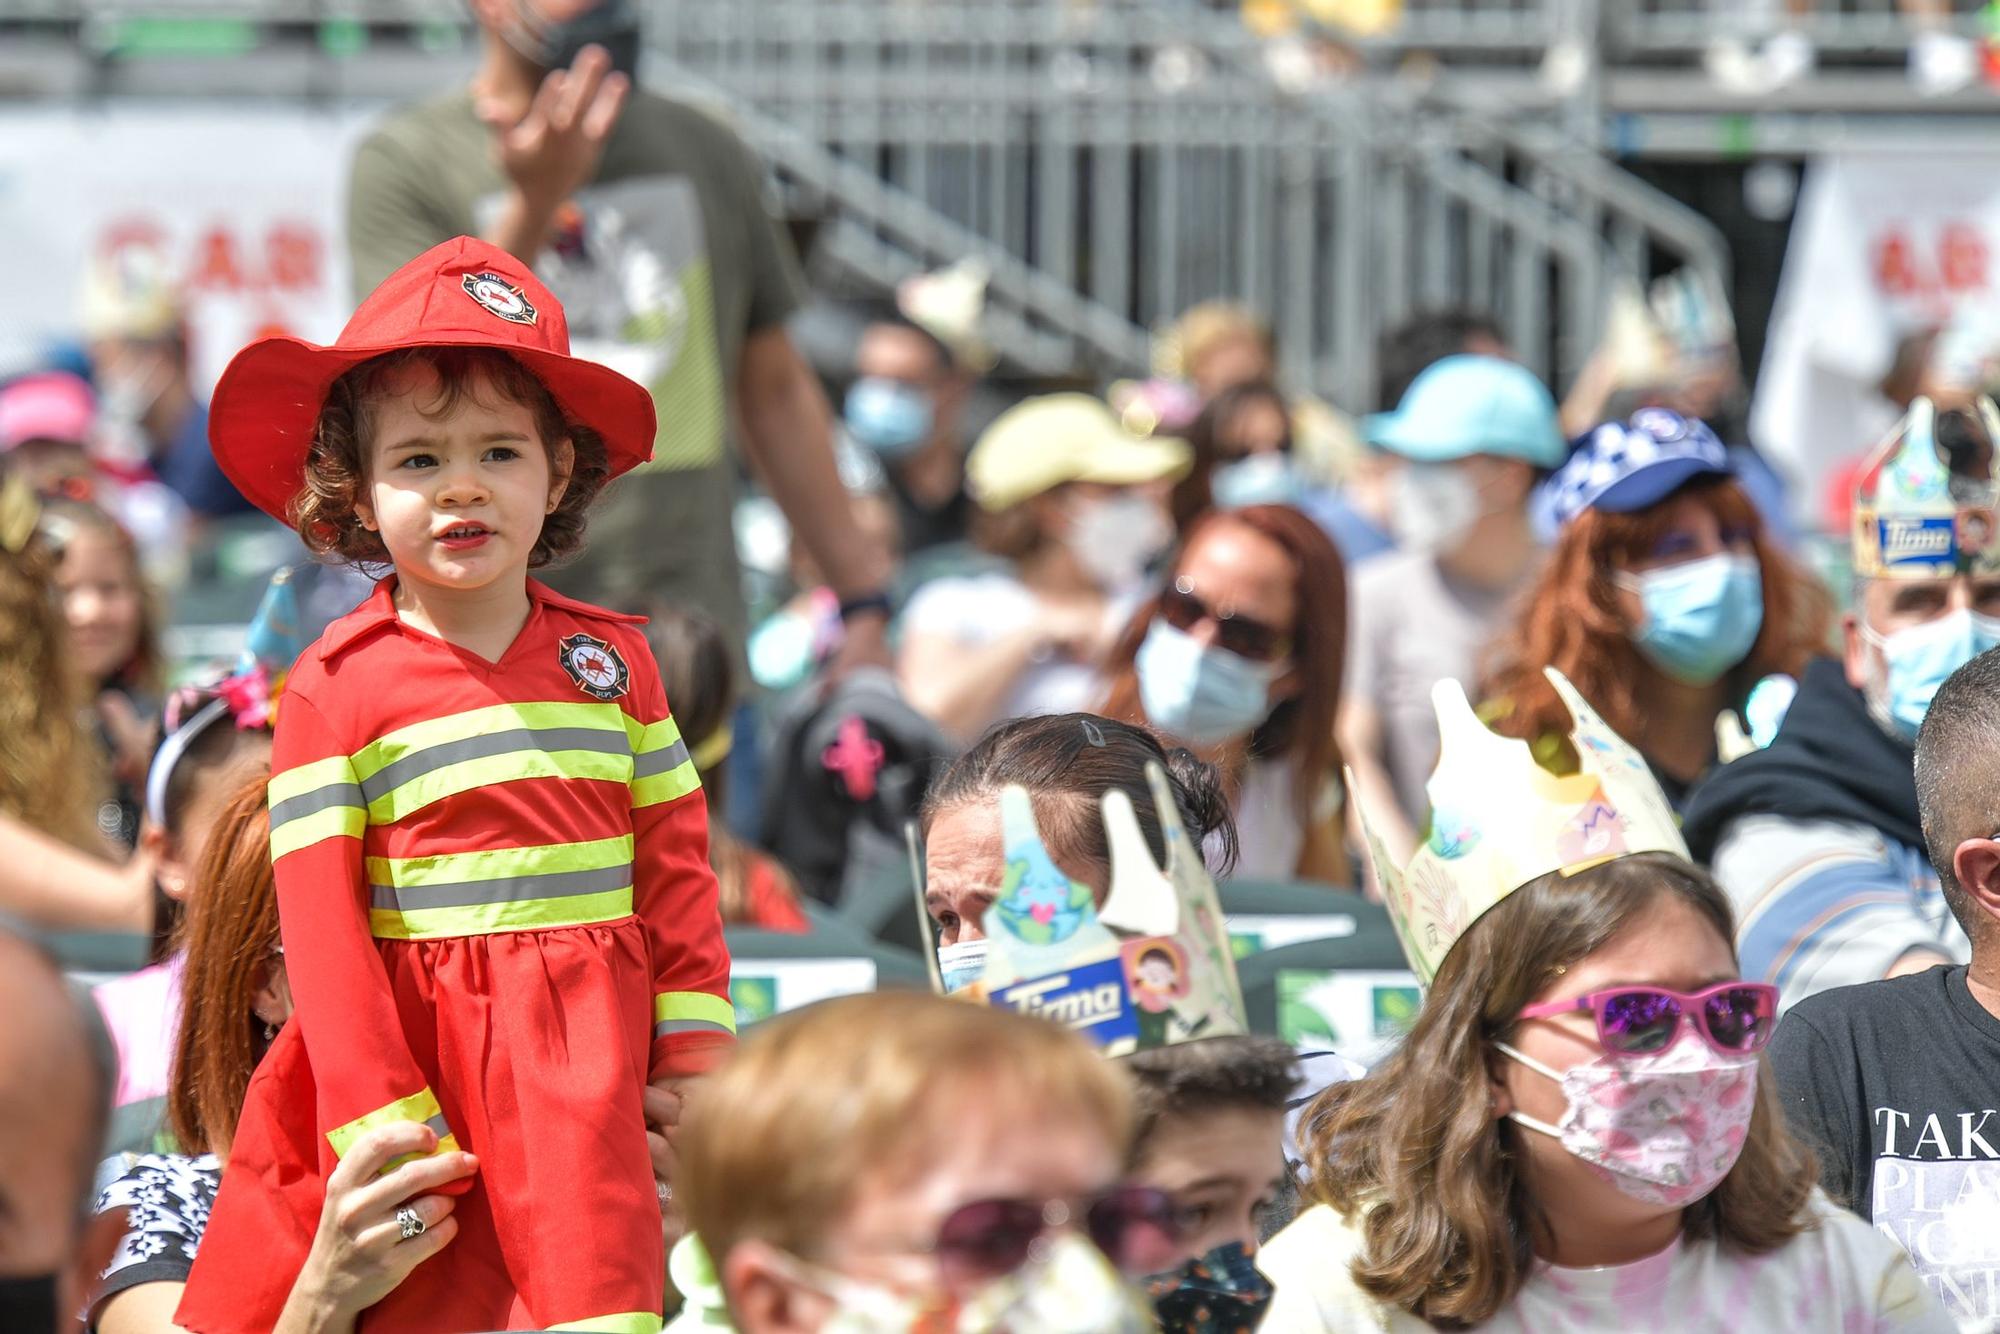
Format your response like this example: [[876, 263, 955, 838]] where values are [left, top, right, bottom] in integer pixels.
[[462, 271, 538, 326], [988, 956, 1140, 1052]]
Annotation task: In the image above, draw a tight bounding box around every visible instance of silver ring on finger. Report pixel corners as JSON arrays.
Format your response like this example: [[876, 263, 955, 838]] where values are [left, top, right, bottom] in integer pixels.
[[656, 1179, 673, 1205], [396, 1205, 427, 1241]]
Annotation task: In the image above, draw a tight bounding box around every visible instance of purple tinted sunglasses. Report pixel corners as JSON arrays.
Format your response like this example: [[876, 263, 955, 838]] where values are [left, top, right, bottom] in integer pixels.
[[930, 1185, 1183, 1286], [1518, 982, 1779, 1057]]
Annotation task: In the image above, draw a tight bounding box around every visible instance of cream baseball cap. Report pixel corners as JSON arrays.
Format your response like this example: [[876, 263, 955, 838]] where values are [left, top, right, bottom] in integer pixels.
[[965, 393, 1192, 512]]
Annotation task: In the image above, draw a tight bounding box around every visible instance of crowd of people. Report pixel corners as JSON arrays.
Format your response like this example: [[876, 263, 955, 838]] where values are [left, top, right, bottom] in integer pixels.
[[7, 1, 2000, 1332]]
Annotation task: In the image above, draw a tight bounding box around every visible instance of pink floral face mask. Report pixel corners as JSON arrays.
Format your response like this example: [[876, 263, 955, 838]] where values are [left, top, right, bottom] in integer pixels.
[[1495, 1037, 1759, 1208]]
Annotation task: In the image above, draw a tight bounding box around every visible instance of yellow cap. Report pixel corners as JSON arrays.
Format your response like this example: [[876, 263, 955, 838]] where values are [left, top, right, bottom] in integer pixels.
[[965, 393, 1191, 512]]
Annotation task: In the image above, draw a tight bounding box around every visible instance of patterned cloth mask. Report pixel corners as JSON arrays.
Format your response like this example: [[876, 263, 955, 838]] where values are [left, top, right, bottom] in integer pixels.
[[1145, 1240, 1276, 1333], [1495, 1035, 1759, 1208]]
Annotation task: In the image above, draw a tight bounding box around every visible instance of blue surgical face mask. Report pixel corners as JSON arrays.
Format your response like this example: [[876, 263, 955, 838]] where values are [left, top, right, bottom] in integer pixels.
[[844, 377, 934, 458], [1616, 553, 1765, 686], [1862, 608, 2000, 741], [1136, 621, 1281, 748], [1211, 453, 1305, 509], [936, 937, 987, 994]]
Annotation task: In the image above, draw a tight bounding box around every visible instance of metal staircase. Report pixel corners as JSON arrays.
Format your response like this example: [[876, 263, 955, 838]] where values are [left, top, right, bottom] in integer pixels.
[[652, 0, 1730, 408]]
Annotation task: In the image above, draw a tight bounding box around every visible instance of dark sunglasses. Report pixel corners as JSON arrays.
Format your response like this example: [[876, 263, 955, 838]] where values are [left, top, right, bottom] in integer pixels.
[[1158, 579, 1291, 663], [1517, 981, 1779, 1058], [930, 1184, 1182, 1287]]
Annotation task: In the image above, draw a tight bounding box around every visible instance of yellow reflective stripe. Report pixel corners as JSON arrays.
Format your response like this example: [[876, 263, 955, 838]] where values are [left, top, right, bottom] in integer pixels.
[[268, 754, 367, 859], [270, 804, 366, 860], [632, 716, 683, 755], [268, 755, 359, 805], [366, 835, 634, 888], [653, 991, 737, 1037], [370, 887, 634, 940], [368, 750, 633, 824], [548, 1315, 662, 1333], [350, 702, 634, 783], [326, 1087, 455, 1161], [632, 760, 702, 809]]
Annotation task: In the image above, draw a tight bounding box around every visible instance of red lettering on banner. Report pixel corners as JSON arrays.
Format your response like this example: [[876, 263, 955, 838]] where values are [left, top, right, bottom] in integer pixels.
[[265, 221, 321, 291], [189, 227, 243, 291], [1875, 229, 1922, 297], [1942, 223, 1988, 292], [1872, 223, 1993, 302]]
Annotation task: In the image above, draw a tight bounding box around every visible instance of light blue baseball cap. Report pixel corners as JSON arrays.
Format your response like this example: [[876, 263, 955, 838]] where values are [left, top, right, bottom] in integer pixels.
[[1364, 355, 1565, 469]]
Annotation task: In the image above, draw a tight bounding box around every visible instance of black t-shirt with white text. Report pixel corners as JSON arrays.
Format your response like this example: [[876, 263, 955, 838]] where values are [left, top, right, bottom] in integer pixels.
[[1770, 964, 2000, 1327]]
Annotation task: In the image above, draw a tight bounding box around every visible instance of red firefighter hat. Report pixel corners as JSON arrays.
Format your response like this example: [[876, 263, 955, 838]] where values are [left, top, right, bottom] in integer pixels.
[[208, 236, 656, 523]]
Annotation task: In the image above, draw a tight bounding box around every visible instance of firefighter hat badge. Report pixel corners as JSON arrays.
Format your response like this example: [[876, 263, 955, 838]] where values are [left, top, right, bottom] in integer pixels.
[[559, 632, 630, 701], [462, 270, 538, 326]]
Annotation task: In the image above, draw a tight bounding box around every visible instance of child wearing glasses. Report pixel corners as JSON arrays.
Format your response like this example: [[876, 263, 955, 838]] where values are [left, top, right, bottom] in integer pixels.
[[1258, 670, 1951, 1331]]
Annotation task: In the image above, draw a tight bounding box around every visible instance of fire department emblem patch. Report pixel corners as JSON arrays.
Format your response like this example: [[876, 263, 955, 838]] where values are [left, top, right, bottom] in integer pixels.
[[461, 271, 538, 325], [559, 633, 629, 701]]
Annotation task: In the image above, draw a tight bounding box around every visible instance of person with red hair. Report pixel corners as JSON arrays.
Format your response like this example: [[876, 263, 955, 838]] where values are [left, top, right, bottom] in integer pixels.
[[1099, 504, 1348, 883], [1483, 410, 1830, 810]]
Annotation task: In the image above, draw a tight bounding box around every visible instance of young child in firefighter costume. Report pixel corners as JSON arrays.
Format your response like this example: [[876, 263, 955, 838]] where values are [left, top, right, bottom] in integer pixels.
[[177, 237, 734, 1334]]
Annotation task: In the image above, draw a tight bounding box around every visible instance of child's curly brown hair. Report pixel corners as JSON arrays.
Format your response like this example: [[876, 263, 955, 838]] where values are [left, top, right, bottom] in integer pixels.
[[292, 346, 612, 568]]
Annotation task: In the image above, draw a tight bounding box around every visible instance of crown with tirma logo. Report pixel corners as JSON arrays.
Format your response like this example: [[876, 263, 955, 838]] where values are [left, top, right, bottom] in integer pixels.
[[1353, 667, 1688, 985], [1851, 396, 2000, 581], [942, 763, 1247, 1056]]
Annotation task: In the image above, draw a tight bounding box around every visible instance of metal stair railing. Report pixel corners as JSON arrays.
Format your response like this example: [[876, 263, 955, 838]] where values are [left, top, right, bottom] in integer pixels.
[[655, 0, 1729, 407]]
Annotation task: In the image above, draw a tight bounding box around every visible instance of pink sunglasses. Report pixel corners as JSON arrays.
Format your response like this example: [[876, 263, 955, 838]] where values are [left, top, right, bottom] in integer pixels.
[[1518, 982, 1779, 1057]]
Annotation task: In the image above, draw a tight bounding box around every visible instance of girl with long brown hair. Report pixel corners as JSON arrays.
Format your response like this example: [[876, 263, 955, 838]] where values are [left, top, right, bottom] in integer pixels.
[[1100, 503, 1347, 883], [1258, 673, 1948, 1331], [1483, 410, 1831, 810]]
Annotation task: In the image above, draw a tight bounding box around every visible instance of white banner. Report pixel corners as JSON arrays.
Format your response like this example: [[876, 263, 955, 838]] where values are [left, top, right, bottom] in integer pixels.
[[1753, 150, 2000, 522], [0, 103, 382, 394]]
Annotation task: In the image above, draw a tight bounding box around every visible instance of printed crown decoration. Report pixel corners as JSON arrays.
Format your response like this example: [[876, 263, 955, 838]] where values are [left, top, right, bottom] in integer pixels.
[[1355, 667, 1688, 985], [1851, 396, 2000, 581], [947, 763, 1247, 1057]]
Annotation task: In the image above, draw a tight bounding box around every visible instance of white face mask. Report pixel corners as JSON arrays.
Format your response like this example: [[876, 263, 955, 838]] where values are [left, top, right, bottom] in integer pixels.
[[786, 1232, 1153, 1334], [1063, 492, 1172, 592], [1388, 460, 1485, 554]]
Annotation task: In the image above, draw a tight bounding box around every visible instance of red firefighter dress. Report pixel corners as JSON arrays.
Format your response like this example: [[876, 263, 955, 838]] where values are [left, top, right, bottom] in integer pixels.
[[177, 577, 735, 1334]]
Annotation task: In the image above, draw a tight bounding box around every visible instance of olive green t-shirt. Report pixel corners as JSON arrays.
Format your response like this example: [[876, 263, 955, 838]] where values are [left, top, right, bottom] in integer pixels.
[[346, 87, 805, 640]]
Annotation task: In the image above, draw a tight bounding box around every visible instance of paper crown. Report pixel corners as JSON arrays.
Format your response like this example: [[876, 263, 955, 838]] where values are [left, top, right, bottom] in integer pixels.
[[1355, 668, 1688, 985], [937, 764, 1247, 1057], [143, 565, 302, 826], [1851, 396, 2000, 581]]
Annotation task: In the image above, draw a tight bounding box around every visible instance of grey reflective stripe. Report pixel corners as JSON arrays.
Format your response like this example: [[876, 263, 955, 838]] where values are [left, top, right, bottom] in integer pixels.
[[358, 727, 630, 804], [632, 738, 691, 780], [269, 780, 366, 828], [370, 863, 634, 912], [654, 1018, 735, 1038], [422, 1112, 451, 1140]]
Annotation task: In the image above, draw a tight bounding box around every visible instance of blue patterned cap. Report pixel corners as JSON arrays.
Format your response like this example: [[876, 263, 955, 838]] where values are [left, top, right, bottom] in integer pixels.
[[1539, 408, 1732, 529]]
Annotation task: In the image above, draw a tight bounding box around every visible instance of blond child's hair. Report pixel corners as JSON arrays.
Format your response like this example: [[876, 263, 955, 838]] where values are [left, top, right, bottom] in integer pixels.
[[681, 993, 1134, 1267]]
